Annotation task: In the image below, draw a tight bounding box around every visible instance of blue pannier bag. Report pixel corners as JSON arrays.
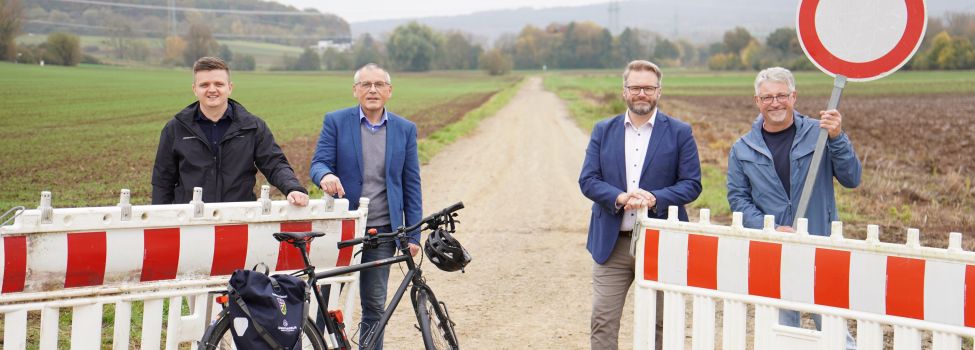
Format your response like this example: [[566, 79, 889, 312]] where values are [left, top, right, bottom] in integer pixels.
[[227, 268, 308, 350]]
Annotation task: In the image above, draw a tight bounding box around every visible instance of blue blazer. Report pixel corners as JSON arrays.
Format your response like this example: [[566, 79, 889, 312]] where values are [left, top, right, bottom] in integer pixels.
[[579, 111, 702, 264], [310, 106, 423, 243]]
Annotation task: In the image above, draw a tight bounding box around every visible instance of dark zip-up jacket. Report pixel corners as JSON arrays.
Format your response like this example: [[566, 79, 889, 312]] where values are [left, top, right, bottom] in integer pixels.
[[151, 99, 306, 204]]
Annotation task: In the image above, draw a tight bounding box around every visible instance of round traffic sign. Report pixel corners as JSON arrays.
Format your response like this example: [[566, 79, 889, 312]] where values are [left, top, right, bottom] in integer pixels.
[[797, 0, 927, 82]]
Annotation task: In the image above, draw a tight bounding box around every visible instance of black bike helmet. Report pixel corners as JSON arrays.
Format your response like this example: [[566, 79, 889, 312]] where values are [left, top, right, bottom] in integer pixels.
[[424, 228, 471, 272]]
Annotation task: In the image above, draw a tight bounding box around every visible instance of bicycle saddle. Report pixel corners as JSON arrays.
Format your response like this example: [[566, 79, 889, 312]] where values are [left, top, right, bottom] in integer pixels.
[[273, 231, 326, 242]]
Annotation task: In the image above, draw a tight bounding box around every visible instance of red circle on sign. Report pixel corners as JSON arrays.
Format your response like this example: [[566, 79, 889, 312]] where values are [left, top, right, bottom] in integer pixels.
[[797, 0, 926, 80]]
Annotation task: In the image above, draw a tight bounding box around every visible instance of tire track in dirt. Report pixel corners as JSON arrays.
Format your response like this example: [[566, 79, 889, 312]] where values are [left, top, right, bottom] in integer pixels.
[[372, 77, 634, 349]]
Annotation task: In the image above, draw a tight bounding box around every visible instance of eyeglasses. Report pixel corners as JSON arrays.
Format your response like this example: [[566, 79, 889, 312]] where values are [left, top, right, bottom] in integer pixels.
[[758, 93, 792, 104], [626, 85, 659, 95], [356, 81, 390, 90]]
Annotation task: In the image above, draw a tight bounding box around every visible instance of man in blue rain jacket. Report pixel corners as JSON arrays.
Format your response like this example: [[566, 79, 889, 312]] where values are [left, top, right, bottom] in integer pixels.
[[727, 67, 861, 349]]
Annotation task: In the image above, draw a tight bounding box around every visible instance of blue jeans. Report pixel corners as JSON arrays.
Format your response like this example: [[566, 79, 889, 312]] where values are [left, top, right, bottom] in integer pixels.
[[359, 226, 395, 350], [779, 309, 857, 349]]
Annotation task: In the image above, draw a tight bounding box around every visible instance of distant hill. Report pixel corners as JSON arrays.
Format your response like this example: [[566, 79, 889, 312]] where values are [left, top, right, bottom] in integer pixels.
[[23, 0, 350, 46], [351, 0, 975, 45]]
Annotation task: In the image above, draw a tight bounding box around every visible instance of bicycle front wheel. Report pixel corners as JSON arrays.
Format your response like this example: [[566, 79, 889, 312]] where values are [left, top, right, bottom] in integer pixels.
[[413, 286, 460, 350], [198, 314, 326, 350]]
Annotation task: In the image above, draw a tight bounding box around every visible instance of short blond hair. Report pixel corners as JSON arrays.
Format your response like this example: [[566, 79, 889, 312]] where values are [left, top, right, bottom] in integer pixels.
[[623, 60, 663, 86]]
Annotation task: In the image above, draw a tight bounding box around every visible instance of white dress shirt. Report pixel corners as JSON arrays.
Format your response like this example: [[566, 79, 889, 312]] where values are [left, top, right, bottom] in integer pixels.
[[621, 109, 655, 231]]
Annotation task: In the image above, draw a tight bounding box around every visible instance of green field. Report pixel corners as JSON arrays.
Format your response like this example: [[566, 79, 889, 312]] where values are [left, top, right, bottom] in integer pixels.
[[0, 63, 519, 209]]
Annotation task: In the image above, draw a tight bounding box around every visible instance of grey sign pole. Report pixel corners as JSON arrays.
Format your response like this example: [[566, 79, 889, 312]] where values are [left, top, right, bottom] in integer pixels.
[[793, 74, 847, 225]]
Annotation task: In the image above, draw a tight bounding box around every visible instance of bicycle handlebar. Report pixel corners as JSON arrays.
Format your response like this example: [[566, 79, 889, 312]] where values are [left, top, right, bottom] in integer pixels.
[[336, 202, 464, 250]]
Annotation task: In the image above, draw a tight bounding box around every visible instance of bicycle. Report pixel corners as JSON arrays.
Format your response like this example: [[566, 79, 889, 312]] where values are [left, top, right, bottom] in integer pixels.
[[198, 202, 469, 350]]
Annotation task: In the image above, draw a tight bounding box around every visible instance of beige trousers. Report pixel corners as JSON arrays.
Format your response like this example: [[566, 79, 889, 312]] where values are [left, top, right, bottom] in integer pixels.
[[591, 234, 663, 350]]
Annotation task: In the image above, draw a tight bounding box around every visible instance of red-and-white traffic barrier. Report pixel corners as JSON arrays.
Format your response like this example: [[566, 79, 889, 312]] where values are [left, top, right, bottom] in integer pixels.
[[634, 206, 974, 350], [0, 187, 367, 349]]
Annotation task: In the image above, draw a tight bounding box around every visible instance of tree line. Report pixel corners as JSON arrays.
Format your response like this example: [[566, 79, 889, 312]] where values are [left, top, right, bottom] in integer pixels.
[[20, 0, 348, 46], [2, 0, 972, 72]]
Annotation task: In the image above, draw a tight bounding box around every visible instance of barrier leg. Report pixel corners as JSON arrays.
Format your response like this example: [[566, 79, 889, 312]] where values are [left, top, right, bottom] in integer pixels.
[[855, 320, 882, 350], [39, 306, 59, 350], [165, 296, 181, 350], [932, 331, 961, 350], [892, 325, 920, 350], [819, 315, 847, 350], [754, 305, 777, 350], [4, 309, 29, 349], [662, 290, 686, 350], [633, 285, 655, 350], [141, 298, 164, 349], [691, 295, 715, 350], [721, 300, 747, 350], [70, 303, 103, 350], [112, 301, 132, 350]]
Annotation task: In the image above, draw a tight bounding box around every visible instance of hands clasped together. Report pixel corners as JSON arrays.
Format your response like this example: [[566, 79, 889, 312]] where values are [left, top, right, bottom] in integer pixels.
[[616, 189, 656, 211]]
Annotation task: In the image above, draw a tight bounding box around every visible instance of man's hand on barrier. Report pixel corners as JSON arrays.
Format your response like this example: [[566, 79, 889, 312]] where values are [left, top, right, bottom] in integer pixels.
[[775, 225, 795, 233], [320, 174, 346, 198], [287, 191, 309, 207]]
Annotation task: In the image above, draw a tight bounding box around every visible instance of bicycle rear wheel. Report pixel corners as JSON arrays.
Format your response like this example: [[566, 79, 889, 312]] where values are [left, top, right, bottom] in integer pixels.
[[197, 314, 326, 350], [413, 286, 460, 350]]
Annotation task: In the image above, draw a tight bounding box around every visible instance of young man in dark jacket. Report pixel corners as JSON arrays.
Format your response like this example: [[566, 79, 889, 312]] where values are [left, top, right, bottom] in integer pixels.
[[151, 56, 308, 205]]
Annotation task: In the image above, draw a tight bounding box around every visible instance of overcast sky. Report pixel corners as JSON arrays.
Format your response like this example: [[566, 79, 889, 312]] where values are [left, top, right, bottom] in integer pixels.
[[273, 0, 610, 23]]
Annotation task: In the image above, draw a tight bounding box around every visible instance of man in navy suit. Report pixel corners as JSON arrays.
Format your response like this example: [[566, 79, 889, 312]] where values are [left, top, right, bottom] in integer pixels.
[[310, 63, 422, 350], [579, 60, 702, 349]]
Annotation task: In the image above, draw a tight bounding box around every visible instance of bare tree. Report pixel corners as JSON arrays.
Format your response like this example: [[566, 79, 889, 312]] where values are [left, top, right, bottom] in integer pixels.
[[183, 21, 218, 66], [0, 0, 24, 61]]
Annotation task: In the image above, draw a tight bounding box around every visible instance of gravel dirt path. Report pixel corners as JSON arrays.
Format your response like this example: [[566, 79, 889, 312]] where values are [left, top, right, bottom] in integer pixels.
[[374, 77, 635, 349]]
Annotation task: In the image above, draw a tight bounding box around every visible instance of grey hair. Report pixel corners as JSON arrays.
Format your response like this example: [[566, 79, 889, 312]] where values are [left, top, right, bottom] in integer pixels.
[[754, 67, 795, 95], [353, 63, 391, 84], [622, 60, 663, 86]]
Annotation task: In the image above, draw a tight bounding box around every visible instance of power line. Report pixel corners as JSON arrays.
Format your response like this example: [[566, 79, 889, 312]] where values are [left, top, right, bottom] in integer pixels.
[[25, 20, 348, 40], [26, 19, 158, 34], [59, 0, 332, 16]]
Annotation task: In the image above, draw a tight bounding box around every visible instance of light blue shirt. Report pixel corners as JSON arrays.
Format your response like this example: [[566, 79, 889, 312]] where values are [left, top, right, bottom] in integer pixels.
[[359, 106, 388, 133]]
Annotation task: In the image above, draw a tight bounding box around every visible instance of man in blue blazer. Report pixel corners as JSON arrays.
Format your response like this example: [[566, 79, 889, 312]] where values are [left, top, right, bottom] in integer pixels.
[[579, 60, 702, 350], [309, 63, 422, 350]]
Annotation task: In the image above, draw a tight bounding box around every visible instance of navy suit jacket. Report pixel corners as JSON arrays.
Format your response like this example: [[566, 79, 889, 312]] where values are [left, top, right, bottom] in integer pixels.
[[579, 111, 702, 264], [310, 106, 423, 243]]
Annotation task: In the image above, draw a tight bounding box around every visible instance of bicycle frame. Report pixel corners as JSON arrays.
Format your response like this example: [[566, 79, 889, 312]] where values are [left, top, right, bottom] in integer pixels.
[[292, 232, 425, 349]]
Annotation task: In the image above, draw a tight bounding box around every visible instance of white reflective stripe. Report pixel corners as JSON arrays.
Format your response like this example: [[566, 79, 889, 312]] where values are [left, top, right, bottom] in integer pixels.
[[717, 236, 749, 294], [849, 251, 887, 315], [779, 242, 815, 304], [177, 226, 215, 277], [27, 232, 68, 292], [310, 220, 340, 268], [105, 228, 145, 284], [658, 231, 688, 286], [924, 260, 965, 326], [245, 223, 280, 270]]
